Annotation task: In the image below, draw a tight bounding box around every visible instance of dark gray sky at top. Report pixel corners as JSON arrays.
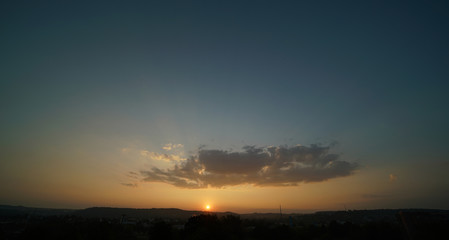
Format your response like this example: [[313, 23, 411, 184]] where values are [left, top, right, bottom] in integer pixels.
[[1, 0, 448, 166]]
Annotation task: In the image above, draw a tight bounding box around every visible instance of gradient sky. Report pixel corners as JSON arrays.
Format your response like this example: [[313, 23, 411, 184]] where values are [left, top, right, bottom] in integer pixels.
[[1, 0, 449, 213]]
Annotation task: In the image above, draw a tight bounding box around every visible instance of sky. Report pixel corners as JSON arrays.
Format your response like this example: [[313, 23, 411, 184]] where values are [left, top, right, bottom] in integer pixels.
[[1, 0, 449, 213]]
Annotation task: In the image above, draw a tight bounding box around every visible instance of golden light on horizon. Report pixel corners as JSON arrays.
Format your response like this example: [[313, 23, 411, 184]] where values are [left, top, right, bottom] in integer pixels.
[[205, 204, 211, 211]]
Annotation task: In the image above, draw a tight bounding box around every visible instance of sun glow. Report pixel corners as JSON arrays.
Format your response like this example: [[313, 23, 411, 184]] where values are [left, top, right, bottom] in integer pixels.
[[205, 205, 211, 211]]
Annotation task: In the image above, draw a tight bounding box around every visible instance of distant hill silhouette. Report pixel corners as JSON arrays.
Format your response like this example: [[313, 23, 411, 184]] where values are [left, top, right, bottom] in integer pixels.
[[0, 204, 75, 217], [74, 207, 216, 220], [1, 204, 448, 223], [2, 205, 448, 240], [76, 207, 240, 220], [0, 205, 237, 220]]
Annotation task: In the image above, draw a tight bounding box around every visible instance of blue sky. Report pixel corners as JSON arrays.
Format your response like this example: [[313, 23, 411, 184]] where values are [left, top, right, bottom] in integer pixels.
[[1, 0, 448, 211]]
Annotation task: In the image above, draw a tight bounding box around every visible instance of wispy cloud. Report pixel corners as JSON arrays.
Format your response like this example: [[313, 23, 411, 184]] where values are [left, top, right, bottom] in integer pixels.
[[121, 183, 138, 188], [140, 144, 358, 188], [162, 143, 184, 151], [389, 173, 397, 182], [140, 150, 186, 162], [126, 171, 140, 179], [121, 147, 131, 153]]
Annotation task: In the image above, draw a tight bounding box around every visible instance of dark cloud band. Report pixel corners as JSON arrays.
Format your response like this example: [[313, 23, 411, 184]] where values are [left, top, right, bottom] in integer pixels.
[[141, 144, 358, 188]]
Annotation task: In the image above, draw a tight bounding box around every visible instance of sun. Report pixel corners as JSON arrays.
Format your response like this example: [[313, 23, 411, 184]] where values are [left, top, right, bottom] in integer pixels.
[[205, 205, 211, 211]]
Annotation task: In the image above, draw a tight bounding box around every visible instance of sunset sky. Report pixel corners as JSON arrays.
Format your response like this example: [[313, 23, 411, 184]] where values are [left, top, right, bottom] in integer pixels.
[[1, 0, 449, 213]]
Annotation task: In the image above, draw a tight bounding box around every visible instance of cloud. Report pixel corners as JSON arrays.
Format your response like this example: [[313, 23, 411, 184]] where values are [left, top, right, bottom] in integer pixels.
[[121, 183, 138, 188], [389, 173, 397, 182], [126, 171, 140, 179], [121, 147, 131, 153], [163, 143, 184, 151], [140, 150, 185, 162], [140, 144, 358, 188]]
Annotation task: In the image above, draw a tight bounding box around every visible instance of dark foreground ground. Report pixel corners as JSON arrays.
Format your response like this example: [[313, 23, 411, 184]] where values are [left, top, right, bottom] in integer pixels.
[[1, 206, 448, 239]]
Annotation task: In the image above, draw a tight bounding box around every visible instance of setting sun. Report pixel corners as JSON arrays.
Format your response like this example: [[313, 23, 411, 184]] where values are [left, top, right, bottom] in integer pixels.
[[1, 0, 448, 226]]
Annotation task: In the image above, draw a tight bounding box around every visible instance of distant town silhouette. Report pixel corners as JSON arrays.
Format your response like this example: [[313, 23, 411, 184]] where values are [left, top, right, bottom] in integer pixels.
[[1, 205, 448, 239]]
